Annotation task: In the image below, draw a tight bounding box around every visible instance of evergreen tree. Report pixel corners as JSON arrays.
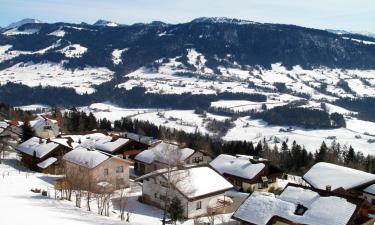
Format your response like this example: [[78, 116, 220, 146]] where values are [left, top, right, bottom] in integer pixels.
[[345, 146, 355, 163], [22, 120, 35, 142], [31, 150, 38, 171], [315, 141, 328, 162], [168, 197, 185, 225], [254, 141, 263, 156]]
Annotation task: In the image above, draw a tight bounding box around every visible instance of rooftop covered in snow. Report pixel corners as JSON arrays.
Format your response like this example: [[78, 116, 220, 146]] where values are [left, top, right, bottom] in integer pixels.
[[37, 157, 57, 169], [29, 115, 58, 128], [209, 154, 265, 181], [137, 166, 233, 200], [303, 162, 375, 191], [135, 142, 194, 165], [63, 147, 110, 169], [94, 137, 130, 153], [16, 137, 60, 158], [232, 184, 364, 225]]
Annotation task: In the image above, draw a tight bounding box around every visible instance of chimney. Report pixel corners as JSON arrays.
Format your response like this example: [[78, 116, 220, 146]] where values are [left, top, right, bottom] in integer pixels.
[[39, 138, 43, 144], [326, 185, 332, 191]]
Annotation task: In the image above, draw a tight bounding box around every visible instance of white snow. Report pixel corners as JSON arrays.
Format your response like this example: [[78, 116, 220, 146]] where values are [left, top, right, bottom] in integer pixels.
[[363, 184, 375, 195], [209, 154, 265, 180], [78, 103, 153, 121], [134, 142, 193, 165], [15, 104, 51, 112], [223, 117, 375, 156], [112, 48, 128, 65], [63, 147, 110, 169], [3, 27, 39, 35], [94, 137, 130, 153], [0, 62, 113, 94], [37, 157, 57, 169], [303, 162, 375, 190], [16, 137, 59, 158], [48, 29, 66, 37], [59, 44, 87, 58], [168, 166, 234, 199], [233, 186, 357, 225], [0, 153, 235, 225]]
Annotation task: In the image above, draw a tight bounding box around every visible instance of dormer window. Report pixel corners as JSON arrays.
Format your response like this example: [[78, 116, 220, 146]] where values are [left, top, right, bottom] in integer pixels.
[[294, 204, 308, 216]]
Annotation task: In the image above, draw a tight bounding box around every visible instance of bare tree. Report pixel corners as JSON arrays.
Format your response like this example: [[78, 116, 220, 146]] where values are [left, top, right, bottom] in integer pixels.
[[95, 183, 114, 216], [154, 143, 184, 225], [0, 135, 12, 163], [116, 185, 136, 222]]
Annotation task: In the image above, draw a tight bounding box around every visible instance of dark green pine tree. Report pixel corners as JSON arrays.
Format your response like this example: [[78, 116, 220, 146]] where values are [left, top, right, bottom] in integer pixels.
[[31, 150, 38, 171], [345, 145, 355, 163], [254, 141, 263, 156], [315, 141, 328, 163], [168, 197, 185, 225], [22, 120, 35, 142]]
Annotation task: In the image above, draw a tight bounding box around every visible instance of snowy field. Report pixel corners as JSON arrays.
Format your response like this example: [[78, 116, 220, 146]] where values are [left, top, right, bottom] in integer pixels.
[[0, 153, 235, 225], [77, 103, 375, 155], [116, 52, 375, 101], [0, 62, 113, 94], [224, 117, 375, 156]]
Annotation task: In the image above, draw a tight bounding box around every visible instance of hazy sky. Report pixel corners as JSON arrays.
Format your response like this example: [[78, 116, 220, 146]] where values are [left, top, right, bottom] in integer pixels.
[[1, 0, 374, 33]]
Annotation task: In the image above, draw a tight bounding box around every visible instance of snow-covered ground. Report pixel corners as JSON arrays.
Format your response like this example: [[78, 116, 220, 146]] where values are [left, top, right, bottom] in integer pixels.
[[0, 153, 235, 225], [0, 63, 113, 94], [117, 54, 375, 101], [15, 104, 51, 112], [58, 44, 87, 58], [77, 103, 375, 155], [224, 117, 375, 155], [112, 48, 128, 65]]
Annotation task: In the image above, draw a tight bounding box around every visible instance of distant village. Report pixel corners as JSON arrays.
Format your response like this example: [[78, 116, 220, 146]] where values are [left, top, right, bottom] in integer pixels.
[[1, 113, 375, 225]]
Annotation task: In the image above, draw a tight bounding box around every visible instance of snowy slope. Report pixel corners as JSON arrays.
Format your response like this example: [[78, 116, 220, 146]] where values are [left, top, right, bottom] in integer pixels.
[[0, 63, 113, 94]]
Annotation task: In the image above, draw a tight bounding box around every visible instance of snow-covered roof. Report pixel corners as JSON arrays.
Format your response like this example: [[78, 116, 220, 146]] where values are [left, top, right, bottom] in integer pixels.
[[37, 157, 57, 169], [0, 121, 8, 134], [209, 154, 265, 180], [124, 132, 160, 146], [233, 186, 358, 225], [303, 162, 375, 190], [51, 138, 72, 148], [363, 184, 375, 195], [166, 166, 233, 199], [16, 137, 59, 158], [63, 147, 110, 169], [135, 142, 194, 165], [29, 115, 58, 128], [94, 137, 130, 153]]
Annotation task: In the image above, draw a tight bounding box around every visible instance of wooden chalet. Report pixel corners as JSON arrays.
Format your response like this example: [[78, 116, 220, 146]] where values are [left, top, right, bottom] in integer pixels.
[[209, 154, 284, 192], [16, 137, 72, 174]]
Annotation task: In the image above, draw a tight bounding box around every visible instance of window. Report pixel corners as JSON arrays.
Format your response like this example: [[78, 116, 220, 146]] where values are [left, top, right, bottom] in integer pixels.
[[193, 156, 203, 163], [154, 193, 158, 199], [43, 125, 52, 130], [196, 201, 202, 210], [104, 168, 109, 176], [116, 166, 124, 173], [372, 199, 375, 205]]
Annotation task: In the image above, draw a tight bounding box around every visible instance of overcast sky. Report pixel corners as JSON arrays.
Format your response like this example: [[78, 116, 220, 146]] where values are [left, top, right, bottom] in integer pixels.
[[1, 0, 374, 33]]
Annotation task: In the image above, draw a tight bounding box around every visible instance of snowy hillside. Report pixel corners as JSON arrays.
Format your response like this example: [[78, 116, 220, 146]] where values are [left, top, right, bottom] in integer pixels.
[[74, 102, 375, 155]]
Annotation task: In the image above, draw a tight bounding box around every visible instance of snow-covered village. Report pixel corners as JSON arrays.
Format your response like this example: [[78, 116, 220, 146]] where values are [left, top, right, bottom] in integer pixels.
[[1, 0, 375, 225]]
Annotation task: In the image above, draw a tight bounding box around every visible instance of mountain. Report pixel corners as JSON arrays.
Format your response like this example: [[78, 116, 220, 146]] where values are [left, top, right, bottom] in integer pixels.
[[5, 18, 42, 29], [1, 17, 375, 115], [93, 19, 120, 27]]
